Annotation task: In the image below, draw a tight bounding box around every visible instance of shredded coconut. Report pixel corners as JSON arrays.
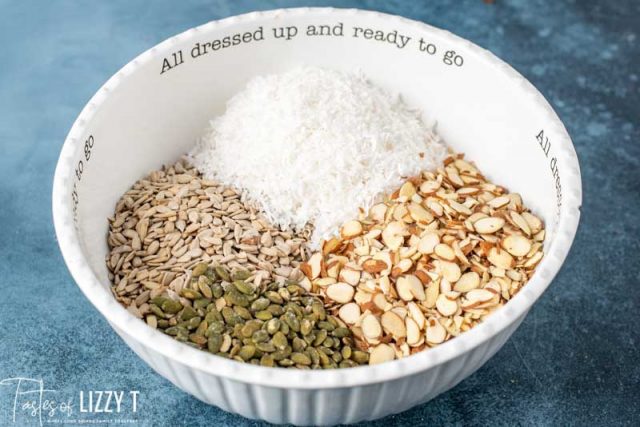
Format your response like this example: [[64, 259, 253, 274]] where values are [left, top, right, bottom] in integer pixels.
[[189, 66, 447, 247]]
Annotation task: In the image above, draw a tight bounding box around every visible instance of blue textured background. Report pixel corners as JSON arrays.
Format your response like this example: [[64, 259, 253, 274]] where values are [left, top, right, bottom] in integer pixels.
[[0, 1, 638, 426]]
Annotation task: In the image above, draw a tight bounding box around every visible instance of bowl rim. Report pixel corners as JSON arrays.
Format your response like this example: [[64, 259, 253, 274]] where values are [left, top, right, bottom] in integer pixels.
[[52, 7, 582, 389]]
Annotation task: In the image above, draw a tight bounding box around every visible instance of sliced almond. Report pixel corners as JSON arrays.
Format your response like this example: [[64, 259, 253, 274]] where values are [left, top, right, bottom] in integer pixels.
[[299, 277, 312, 292], [381, 221, 406, 250], [462, 288, 495, 309], [488, 195, 510, 209], [426, 200, 444, 217], [508, 193, 523, 210], [396, 274, 425, 301], [399, 181, 416, 200], [434, 243, 456, 261], [418, 232, 440, 254], [426, 317, 446, 344], [502, 234, 532, 257], [326, 282, 355, 304], [322, 237, 342, 255], [452, 241, 469, 265], [419, 180, 440, 194], [522, 212, 543, 234], [326, 260, 341, 279], [399, 246, 418, 259], [308, 252, 322, 279], [524, 251, 543, 268], [449, 200, 472, 215], [424, 280, 440, 308], [484, 280, 502, 295], [369, 343, 395, 365], [414, 269, 431, 285], [362, 279, 377, 293], [299, 262, 312, 280], [453, 271, 480, 293], [354, 289, 373, 305], [487, 247, 515, 269], [390, 306, 408, 319], [373, 293, 392, 311], [372, 251, 393, 273], [446, 167, 465, 187], [408, 203, 434, 224], [392, 204, 409, 222], [467, 212, 488, 224], [408, 276, 426, 301], [362, 259, 388, 274], [338, 302, 361, 325], [436, 294, 458, 316], [407, 301, 426, 329], [466, 288, 495, 303], [341, 220, 363, 238], [379, 275, 391, 295], [381, 311, 407, 338], [314, 277, 336, 287], [339, 268, 361, 286], [454, 158, 478, 173], [510, 211, 531, 236], [457, 187, 479, 196], [506, 269, 523, 281], [405, 317, 421, 346], [370, 203, 388, 222], [473, 217, 505, 234], [396, 275, 415, 301], [362, 314, 382, 341], [354, 245, 371, 257], [394, 258, 413, 275], [437, 260, 462, 282]]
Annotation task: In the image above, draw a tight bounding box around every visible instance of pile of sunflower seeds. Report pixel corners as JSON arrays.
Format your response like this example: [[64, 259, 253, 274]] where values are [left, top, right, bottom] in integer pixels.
[[150, 263, 369, 368], [106, 160, 312, 319]]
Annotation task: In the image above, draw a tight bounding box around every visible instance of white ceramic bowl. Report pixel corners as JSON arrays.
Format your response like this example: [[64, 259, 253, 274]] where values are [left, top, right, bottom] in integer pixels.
[[52, 8, 582, 425]]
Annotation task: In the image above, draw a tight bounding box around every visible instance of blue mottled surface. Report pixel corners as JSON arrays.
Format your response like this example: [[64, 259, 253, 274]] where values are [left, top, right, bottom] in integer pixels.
[[0, 0, 638, 425]]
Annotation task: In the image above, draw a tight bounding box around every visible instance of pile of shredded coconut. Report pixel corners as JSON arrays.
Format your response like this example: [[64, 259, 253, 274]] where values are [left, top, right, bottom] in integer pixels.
[[189, 66, 447, 247]]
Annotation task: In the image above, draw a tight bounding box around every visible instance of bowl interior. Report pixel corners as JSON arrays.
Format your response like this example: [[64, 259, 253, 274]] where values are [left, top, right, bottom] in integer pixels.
[[56, 9, 580, 383]]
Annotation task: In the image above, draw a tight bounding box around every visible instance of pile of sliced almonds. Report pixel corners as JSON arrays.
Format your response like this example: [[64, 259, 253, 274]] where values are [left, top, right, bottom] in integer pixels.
[[299, 154, 545, 365]]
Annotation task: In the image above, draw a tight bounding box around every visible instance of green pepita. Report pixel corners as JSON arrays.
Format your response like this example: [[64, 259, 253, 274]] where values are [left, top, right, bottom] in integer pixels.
[[161, 299, 183, 314], [192, 263, 209, 277], [291, 352, 311, 366], [148, 261, 368, 370], [255, 341, 276, 353], [214, 266, 231, 282], [252, 329, 270, 343], [260, 354, 275, 367], [232, 270, 251, 281], [351, 350, 370, 364], [238, 345, 256, 361], [233, 280, 255, 295], [251, 297, 270, 312], [266, 318, 281, 334], [272, 331, 288, 350], [181, 306, 199, 321], [207, 334, 222, 353], [255, 310, 273, 321], [181, 288, 202, 300]]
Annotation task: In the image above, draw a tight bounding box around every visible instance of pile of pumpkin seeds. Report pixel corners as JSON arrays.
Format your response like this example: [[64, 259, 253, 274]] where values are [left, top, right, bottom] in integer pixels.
[[150, 263, 369, 368]]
